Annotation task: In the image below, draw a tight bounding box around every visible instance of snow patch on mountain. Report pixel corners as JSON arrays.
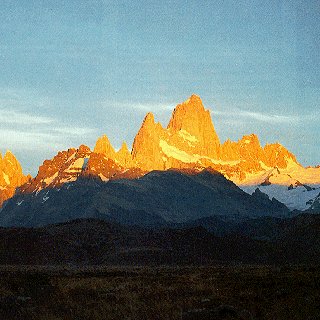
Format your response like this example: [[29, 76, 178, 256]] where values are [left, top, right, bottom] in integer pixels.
[[178, 129, 198, 144], [284, 158, 320, 184], [98, 173, 109, 182], [160, 140, 241, 166], [237, 158, 320, 186], [42, 191, 50, 203], [160, 140, 197, 163], [65, 158, 85, 173], [44, 172, 59, 185], [2, 173, 10, 185], [241, 184, 320, 211]]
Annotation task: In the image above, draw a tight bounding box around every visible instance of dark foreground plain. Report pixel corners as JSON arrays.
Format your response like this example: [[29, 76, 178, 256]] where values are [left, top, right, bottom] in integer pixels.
[[0, 265, 319, 320]]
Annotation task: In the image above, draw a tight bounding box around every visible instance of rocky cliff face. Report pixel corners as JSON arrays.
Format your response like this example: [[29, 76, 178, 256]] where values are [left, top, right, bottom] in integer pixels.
[[0, 151, 30, 206], [93, 135, 116, 159], [167, 94, 220, 158], [131, 112, 165, 170], [263, 143, 297, 168], [19, 144, 144, 194], [94, 135, 134, 168], [131, 94, 221, 170]]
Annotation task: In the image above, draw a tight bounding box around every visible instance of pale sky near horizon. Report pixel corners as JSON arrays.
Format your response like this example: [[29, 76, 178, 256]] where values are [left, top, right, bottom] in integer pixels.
[[0, 0, 319, 175]]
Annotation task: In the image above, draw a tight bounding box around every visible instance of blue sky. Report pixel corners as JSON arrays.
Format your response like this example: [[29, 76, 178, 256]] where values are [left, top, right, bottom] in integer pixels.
[[0, 0, 319, 175]]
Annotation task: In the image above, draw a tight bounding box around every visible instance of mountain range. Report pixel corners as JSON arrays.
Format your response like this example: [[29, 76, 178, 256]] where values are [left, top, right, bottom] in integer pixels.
[[0, 94, 319, 225]]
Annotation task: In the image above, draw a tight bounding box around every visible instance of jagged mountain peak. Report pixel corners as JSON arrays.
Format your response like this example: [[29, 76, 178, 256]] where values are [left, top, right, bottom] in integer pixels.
[[166, 94, 220, 159], [3, 149, 19, 163], [0, 150, 29, 207], [118, 141, 130, 154], [239, 133, 260, 145], [93, 135, 116, 158], [139, 112, 164, 132], [4, 149, 13, 156], [167, 94, 211, 132], [143, 111, 155, 124], [181, 94, 204, 108], [263, 142, 298, 168], [1, 150, 24, 174], [77, 144, 91, 154]]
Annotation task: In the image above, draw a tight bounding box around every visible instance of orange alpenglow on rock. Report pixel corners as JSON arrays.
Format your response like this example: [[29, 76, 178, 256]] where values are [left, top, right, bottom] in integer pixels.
[[131, 112, 166, 171], [10, 94, 320, 198], [116, 142, 133, 167], [263, 143, 298, 168], [167, 94, 221, 158], [131, 95, 221, 170], [88, 95, 302, 178], [93, 135, 116, 159], [0, 150, 30, 206]]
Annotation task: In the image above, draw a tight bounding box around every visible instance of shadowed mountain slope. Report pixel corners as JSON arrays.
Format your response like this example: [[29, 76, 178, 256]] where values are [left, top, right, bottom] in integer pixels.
[[0, 170, 289, 228]]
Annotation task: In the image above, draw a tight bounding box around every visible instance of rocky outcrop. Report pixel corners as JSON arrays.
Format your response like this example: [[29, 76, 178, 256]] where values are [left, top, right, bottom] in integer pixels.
[[116, 142, 133, 167], [93, 135, 116, 159], [167, 94, 220, 158], [263, 143, 298, 168], [0, 151, 30, 206], [19, 143, 144, 194], [131, 112, 166, 170], [19, 146, 91, 193]]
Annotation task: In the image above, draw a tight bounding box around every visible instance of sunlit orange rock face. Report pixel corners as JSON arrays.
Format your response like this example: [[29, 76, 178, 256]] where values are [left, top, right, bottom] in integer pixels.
[[20, 146, 90, 193], [93, 135, 116, 159], [219, 134, 294, 173], [131, 94, 221, 170], [94, 135, 134, 168], [167, 94, 220, 158], [16, 94, 320, 195], [20, 142, 144, 194], [129, 95, 302, 182], [131, 112, 166, 170], [263, 143, 297, 169], [0, 151, 30, 206]]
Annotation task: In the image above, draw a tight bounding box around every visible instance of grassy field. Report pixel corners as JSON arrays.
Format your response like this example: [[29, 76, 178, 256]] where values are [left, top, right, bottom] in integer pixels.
[[0, 265, 319, 320]]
